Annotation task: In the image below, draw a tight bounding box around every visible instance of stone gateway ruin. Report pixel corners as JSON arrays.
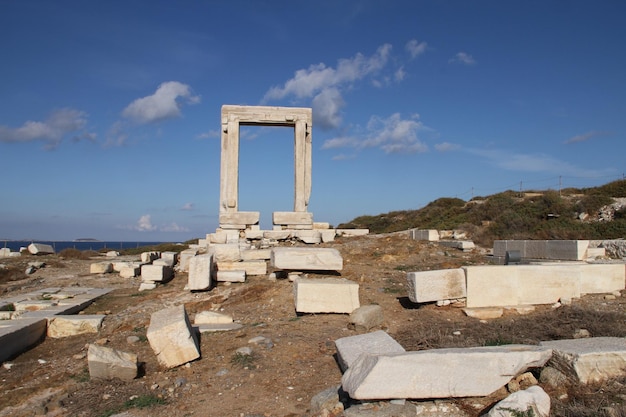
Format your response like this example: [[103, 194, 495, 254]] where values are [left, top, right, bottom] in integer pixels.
[[219, 105, 313, 230]]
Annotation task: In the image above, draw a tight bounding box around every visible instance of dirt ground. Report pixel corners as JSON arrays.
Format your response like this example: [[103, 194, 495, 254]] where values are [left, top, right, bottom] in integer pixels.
[[0, 233, 625, 417]]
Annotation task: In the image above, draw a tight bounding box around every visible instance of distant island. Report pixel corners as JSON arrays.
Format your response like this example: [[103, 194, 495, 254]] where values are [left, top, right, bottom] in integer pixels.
[[73, 238, 101, 242]]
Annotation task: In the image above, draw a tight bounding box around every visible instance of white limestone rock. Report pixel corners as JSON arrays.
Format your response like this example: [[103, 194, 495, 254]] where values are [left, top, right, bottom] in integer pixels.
[[217, 260, 266, 276], [271, 247, 343, 271], [407, 268, 466, 303], [341, 345, 552, 400], [47, 315, 105, 338], [335, 330, 405, 371], [485, 386, 550, 417], [90, 262, 113, 274], [88, 344, 137, 381], [27, 243, 55, 255], [294, 277, 359, 314], [216, 270, 245, 282], [539, 337, 626, 384], [141, 264, 173, 282], [211, 243, 242, 262], [147, 305, 200, 368], [349, 304, 384, 331], [187, 254, 213, 291], [194, 311, 233, 325]]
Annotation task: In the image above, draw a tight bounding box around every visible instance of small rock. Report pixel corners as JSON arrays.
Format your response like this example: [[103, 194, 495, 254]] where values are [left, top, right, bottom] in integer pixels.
[[236, 346, 253, 356], [573, 329, 591, 339], [174, 377, 187, 388], [38, 359, 47, 364], [3, 363, 13, 370], [539, 366, 567, 387], [127, 336, 141, 344], [604, 294, 617, 301]]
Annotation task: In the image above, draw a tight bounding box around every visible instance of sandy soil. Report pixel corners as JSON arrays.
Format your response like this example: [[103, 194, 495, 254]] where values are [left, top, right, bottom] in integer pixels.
[[0, 234, 624, 417]]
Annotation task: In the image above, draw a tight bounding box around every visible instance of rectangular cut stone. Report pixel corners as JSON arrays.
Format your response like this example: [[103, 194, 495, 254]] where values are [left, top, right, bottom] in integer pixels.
[[140, 251, 159, 263], [160, 251, 178, 265], [141, 265, 173, 282], [406, 268, 466, 303], [90, 262, 113, 274], [88, 344, 137, 381], [217, 260, 267, 276], [264, 230, 293, 240], [188, 254, 213, 291], [294, 278, 359, 313], [210, 243, 241, 262], [216, 270, 246, 282], [178, 249, 198, 272], [465, 265, 582, 308], [313, 222, 330, 229], [579, 263, 625, 294], [439, 240, 475, 251], [147, 305, 200, 368], [493, 240, 590, 261], [153, 258, 174, 267], [294, 230, 321, 244], [410, 229, 439, 241], [47, 315, 105, 338], [547, 240, 589, 261], [0, 318, 47, 362], [273, 211, 314, 225], [241, 248, 272, 261], [28, 243, 55, 255], [540, 337, 626, 384], [585, 247, 606, 259], [244, 229, 265, 240], [335, 330, 406, 371], [219, 211, 260, 226], [271, 247, 343, 271], [341, 345, 552, 400], [320, 229, 336, 243]]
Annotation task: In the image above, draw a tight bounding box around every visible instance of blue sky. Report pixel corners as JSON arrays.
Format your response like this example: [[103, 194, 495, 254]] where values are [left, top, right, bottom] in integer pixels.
[[1, 0, 625, 241]]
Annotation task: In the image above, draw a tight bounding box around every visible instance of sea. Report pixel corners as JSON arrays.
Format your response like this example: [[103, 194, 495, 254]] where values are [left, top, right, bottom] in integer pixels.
[[0, 240, 167, 253]]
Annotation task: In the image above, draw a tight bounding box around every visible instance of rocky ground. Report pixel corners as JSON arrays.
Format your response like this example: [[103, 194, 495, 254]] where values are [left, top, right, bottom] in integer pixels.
[[0, 233, 625, 417]]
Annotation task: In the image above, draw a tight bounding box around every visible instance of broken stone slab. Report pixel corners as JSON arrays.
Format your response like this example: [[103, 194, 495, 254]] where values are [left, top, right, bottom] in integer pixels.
[[217, 260, 267, 276], [320, 229, 336, 243], [187, 254, 213, 291], [27, 243, 55, 255], [161, 251, 178, 264], [271, 247, 343, 271], [244, 229, 264, 240], [263, 230, 293, 240], [119, 265, 140, 278], [294, 277, 359, 314], [194, 311, 233, 324], [216, 270, 246, 282], [195, 323, 244, 333], [313, 222, 331, 229], [464, 265, 582, 308], [406, 268, 466, 303], [105, 250, 119, 257], [87, 344, 137, 381], [539, 337, 626, 384], [349, 304, 384, 331], [240, 248, 272, 261], [138, 282, 157, 291], [90, 262, 113, 274], [140, 251, 159, 263], [14, 299, 58, 312], [0, 318, 47, 362], [140, 265, 173, 282], [210, 243, 242, 262], [294, 230, 322, 244], [147, 305, 200, 368], [341, 345, 552, 400], [178, 248, 198, 272], [47, 315, 105, 338], [153, 258, 174, 267], [462, 307, 504, 320], [485, 386, 550, 417], [336, 229, 369, 237], [335, 330, 405, 371], [273, 211, 314, 226]]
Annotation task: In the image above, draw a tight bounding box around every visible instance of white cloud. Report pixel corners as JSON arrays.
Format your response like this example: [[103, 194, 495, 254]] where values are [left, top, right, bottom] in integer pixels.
[[406, 39, 427, 59], [135, 214, 157, 232], [104, 121, 129, 148], [435, 142, 461, 152], [564, 130, 610, 144], [122, 81, 200, 124], [181, 203, 194, 211], [312, 88, 345, 129], [196, 129, 220, 140], [322, 113, 429, 154], [0, 108, 93, 147], [394, 66, 406, 82], [449, 52, 476, 65]]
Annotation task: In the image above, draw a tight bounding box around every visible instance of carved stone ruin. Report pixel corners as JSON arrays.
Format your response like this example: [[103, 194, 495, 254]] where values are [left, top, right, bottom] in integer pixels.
[[219, 105, 313, 230]]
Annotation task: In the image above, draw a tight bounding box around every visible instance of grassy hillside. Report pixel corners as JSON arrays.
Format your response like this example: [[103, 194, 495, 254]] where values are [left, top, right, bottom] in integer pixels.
[[338, 179, 626, 246]]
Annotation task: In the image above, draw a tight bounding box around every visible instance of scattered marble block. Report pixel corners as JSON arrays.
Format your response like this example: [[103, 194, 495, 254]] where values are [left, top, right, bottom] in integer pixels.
[[219, 211, 260, 226], [335, 330, 405, 371], [486, 386, 551, 417], [195, 323, 244, 333], [539, 337, 626, 384], [217, 260, 266, 276], [160, 251, 178, 265], [406, 268, 466, 303], [0, 318, 47, 362], [462, 307, 504, 320], [210, 243, 242, 262], [119, 265, 140, 278], [341, 345, 552, 400], [410, 229, 439, 241], [320, 229, 336, 243], [273, 211, 314, 226], [336, 229, 369, 237], [153, 258, 174, 267], [294, 278, 359, 314], [439, 240, 475, 251], [47, 315, 105, 338], [147, 305, 200, 368], [241, 248, 272, 261], [294, 230, 322, 244], [194, 311, 233, 324], [216, 270, 245, 282], [27, 243, 55, 255], [90, 262, 113, 274], [138, 282, 157, 291], [178, 249, 198, 272], [141, 265, 173, 282], [88, 344, 137, 381], [188, 254, 213, 291], [140, 251, 159, 263], [271, 247, 343, 271]]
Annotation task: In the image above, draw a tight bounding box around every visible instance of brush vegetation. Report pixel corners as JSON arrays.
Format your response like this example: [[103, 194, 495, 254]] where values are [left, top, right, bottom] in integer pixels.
[[338, 179, 626, 246]]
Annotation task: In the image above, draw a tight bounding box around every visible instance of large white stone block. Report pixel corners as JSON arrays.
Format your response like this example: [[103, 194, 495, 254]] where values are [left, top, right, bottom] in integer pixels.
[[273, 211, 314, 225], [219, 211, 260, 226], [194, 311, 233, 325], [90, 262, 113, 274], [88, 344, 137, 381], [294, 230, 321, 244], [147, 305, 200, 368], [27, 243, 55, 255], [210, 243, 241, 262], [335, 330, 405, 371], [540, 337, 626, 384], [0, 318, 47, 363], [240, 248, 272, 261], [47, 315, 105, 338], [410, 229, 439, 241], [578, 263, 625, 294], [406, 268, 466, 303], [178, 249, 198, 272], [271, 247, 343, 271], [217, 260, 266, 276], [216, 270, 246, 282], [464, 265, 582, 308], [336, 229, 369, 237], [294, 278, 359, 313], [188, 254, 213, 291], [341, 345, 552, 400], [141, 264, 173, 282], [547, 240, 589, 261]]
